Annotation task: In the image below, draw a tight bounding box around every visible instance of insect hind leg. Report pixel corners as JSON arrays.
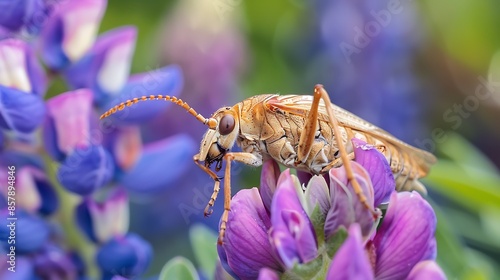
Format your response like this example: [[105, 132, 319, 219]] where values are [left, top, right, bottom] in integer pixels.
[[313, 85, 378, 218]]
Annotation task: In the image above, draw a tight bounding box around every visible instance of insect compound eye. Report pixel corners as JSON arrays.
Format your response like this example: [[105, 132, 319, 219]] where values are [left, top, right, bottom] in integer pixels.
[[218, 114, 235, 135]]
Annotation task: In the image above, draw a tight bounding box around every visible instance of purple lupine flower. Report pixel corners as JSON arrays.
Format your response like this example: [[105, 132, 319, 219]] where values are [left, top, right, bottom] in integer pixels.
[[218, 138, 443, 279], [372, 191, 437, 279], [39, 0, 107, 70], [270, 170, 318, 267], [326, 224, 372, 280], [407, 260, 447, 280]]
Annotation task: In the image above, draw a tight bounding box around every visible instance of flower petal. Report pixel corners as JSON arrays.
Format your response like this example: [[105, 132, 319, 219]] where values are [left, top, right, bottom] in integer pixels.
[[0, 85, 45, 133], [304, 175, 331, 217], [326, 224, 374, 280], [44, 89, 93, 157], [259, 159, 280, 212], [324, 162, 375, 239], [101, 65, 183, 123], [96, 233, 152, 278], [0, 166, 40, 212], [352, 138, 394, 206], [0, 256, 35, 279], [373, 191, 437, 279], [75, 200, 98, 243], [77, 188, 129, 243], [219, 188, 281, 279], [407, 260, 446, 280], [0, 0, 44, 33], [119, 134, 196, 193], [258, 267, 280, 280], [32, 244, 79, 280], [270, 170, 317, 268], [57, 145, 114, 195], [0, 39, 46, 95], [0, 210, 50, 254], [64, 26, 136, 105], [109, 126, 142, 171], [39, 0, 107, 69]]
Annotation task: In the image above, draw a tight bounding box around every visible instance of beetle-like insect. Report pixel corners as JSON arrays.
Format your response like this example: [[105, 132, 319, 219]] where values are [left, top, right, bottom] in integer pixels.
[[100, 85, 436, 243]]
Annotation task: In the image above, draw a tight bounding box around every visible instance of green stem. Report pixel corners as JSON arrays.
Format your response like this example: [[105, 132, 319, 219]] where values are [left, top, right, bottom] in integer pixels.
[[43, 156, 99, 278]]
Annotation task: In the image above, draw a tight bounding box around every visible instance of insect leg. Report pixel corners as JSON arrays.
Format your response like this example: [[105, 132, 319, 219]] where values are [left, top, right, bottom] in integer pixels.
[[219, 152, 262, 244], [193, 154, 221, 217], [296, 91, 321, 164], [313, 85, 377, 217], [320, 152, 355, 173]]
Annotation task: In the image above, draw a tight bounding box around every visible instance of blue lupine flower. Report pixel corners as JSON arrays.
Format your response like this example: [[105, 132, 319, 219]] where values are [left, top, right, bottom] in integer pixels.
[[44, 89, 114, 195], [0, 0, 195, 279], [0, 210, 50, 254], [0, 85, 45, 133], [218, 139, 441, 279], [32, 244, 80, 280], [0, 0, 45, 34], [64, 26, 137, 106], [118, 134, 196, 193], [0, 256, 35, 279], [96, 233, 153, 279], [102, 65, 184, 123], [57, 144, 114, 195], [0, 38, 47, 96], [76, 188, 129, 243], [39, 0, 107, 70], [0, 165, 58, 215]]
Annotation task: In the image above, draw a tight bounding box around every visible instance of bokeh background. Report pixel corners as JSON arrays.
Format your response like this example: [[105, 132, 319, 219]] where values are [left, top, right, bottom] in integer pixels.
[[2, 0, 500, 279]]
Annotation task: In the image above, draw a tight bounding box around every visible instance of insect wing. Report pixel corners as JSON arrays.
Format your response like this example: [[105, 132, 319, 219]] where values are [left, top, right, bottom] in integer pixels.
[[266, 94, 436, 176]]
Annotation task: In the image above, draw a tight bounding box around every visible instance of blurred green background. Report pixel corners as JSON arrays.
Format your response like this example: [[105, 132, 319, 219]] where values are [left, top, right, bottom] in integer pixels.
[[83, 0, 500, 278]]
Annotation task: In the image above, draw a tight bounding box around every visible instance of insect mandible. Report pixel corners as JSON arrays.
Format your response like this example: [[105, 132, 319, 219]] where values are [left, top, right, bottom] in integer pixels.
[[100, 85, 437, 244]]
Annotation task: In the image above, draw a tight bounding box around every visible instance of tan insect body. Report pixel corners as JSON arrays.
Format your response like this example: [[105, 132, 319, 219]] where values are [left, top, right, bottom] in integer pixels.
[[100, 85, 436, 243]]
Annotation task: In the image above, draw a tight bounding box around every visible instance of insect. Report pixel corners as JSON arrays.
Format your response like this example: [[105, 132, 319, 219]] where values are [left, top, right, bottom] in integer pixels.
[[100, 85, 436, 244]]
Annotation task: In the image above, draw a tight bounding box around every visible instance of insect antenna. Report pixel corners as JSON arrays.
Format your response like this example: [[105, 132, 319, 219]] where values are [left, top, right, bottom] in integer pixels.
[[99, 95, 217, 128]]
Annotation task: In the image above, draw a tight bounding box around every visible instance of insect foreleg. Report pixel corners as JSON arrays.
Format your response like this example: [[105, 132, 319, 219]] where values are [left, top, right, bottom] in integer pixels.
[[219, 152, 262, 244], [193, 154, 221, 217], [313, 85, 378, 218]]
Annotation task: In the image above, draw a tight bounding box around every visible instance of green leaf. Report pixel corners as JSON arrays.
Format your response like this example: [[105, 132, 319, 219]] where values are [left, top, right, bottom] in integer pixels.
[[324, 227, 347, 258], [309, 205, 326, 247], [189, 224, 218, 280], [159, 256, 199, 280], [438, 132, 499, 176], [425, 159, 500, 212]]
